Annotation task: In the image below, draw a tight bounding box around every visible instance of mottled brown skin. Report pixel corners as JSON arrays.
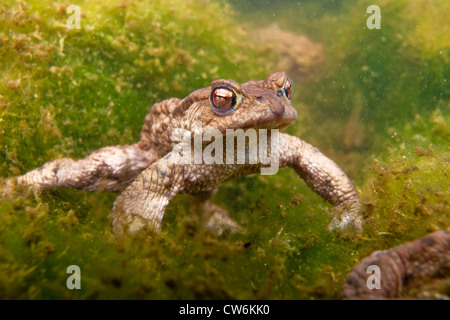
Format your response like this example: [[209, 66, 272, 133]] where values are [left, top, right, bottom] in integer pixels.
[[8, 72, 362, 236], [341, 228, 450, 300]]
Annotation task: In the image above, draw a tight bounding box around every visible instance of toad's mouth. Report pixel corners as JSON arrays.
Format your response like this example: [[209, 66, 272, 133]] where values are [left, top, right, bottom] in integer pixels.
[[212, 103, 298, 133], [241, 119, 294, 131]]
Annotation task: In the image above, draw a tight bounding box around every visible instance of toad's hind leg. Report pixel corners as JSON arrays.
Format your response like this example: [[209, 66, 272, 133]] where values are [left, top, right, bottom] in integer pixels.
[[189, 188, 243, 237], [11, 144, 155, 193]]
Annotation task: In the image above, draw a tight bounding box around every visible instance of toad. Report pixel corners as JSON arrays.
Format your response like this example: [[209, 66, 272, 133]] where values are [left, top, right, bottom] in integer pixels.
[[7, 72, 363, 236], [341, 227, 450, 299]]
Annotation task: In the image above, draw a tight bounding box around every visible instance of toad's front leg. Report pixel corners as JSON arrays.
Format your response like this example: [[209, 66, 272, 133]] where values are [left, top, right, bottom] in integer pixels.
[[279, 133, 363, 232], [111, 154, 185, 236]]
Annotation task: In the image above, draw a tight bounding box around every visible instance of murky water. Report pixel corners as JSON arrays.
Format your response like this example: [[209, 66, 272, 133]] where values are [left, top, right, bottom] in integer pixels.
[[0, 0, 448, 300]]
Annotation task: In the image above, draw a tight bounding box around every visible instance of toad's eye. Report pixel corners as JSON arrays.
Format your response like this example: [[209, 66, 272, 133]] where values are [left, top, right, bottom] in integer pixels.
[[210, 86, 237, 115], [283, 77, 294, 101]]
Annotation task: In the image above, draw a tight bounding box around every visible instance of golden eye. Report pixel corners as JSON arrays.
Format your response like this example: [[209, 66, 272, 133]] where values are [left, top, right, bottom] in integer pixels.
[[283, 77, 294, 101], [210, 86, 237, 115]]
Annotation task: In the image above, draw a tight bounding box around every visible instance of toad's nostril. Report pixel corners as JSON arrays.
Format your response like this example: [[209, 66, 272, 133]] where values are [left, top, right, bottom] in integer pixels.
[[256, 96, 265, 104], [271, 103, 285, 117]]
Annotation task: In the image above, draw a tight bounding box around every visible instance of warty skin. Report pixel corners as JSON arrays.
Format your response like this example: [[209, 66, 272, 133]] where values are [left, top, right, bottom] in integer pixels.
[[8, 72, 363, 236]]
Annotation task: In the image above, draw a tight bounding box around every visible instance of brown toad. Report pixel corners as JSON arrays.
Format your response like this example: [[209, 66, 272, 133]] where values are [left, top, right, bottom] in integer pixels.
[[7, 72, 362, 236], [341, 228, 450, 299]]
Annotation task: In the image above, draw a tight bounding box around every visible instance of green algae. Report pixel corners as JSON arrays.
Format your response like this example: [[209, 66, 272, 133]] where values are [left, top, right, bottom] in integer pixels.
[[0, 0, 270, 169], [0, 0, 449, 299]]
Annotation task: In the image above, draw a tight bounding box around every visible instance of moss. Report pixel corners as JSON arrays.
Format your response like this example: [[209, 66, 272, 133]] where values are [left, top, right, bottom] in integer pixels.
[[359, 108, 449, 251], [0, 0, 270, 171], [0, 0, 449, 300]]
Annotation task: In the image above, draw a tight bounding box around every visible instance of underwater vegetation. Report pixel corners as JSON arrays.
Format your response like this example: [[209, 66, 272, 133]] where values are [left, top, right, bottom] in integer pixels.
[[0, 0, 449, 299], [233, 0, 449, 178]]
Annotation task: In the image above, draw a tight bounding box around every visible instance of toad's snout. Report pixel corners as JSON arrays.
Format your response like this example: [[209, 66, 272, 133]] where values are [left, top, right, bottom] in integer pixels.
[[257, 94, 298, 126]]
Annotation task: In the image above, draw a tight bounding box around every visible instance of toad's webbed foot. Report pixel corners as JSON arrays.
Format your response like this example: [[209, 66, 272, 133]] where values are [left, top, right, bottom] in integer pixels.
[[328, 200, 364, 233], [189, 189, 243, 237], [0, 176, 30, 198], [204, 206, 243, 237]]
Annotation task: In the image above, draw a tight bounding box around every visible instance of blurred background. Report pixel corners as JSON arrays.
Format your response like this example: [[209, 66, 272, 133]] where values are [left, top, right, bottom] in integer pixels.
[[0, 0, 448, 299]]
